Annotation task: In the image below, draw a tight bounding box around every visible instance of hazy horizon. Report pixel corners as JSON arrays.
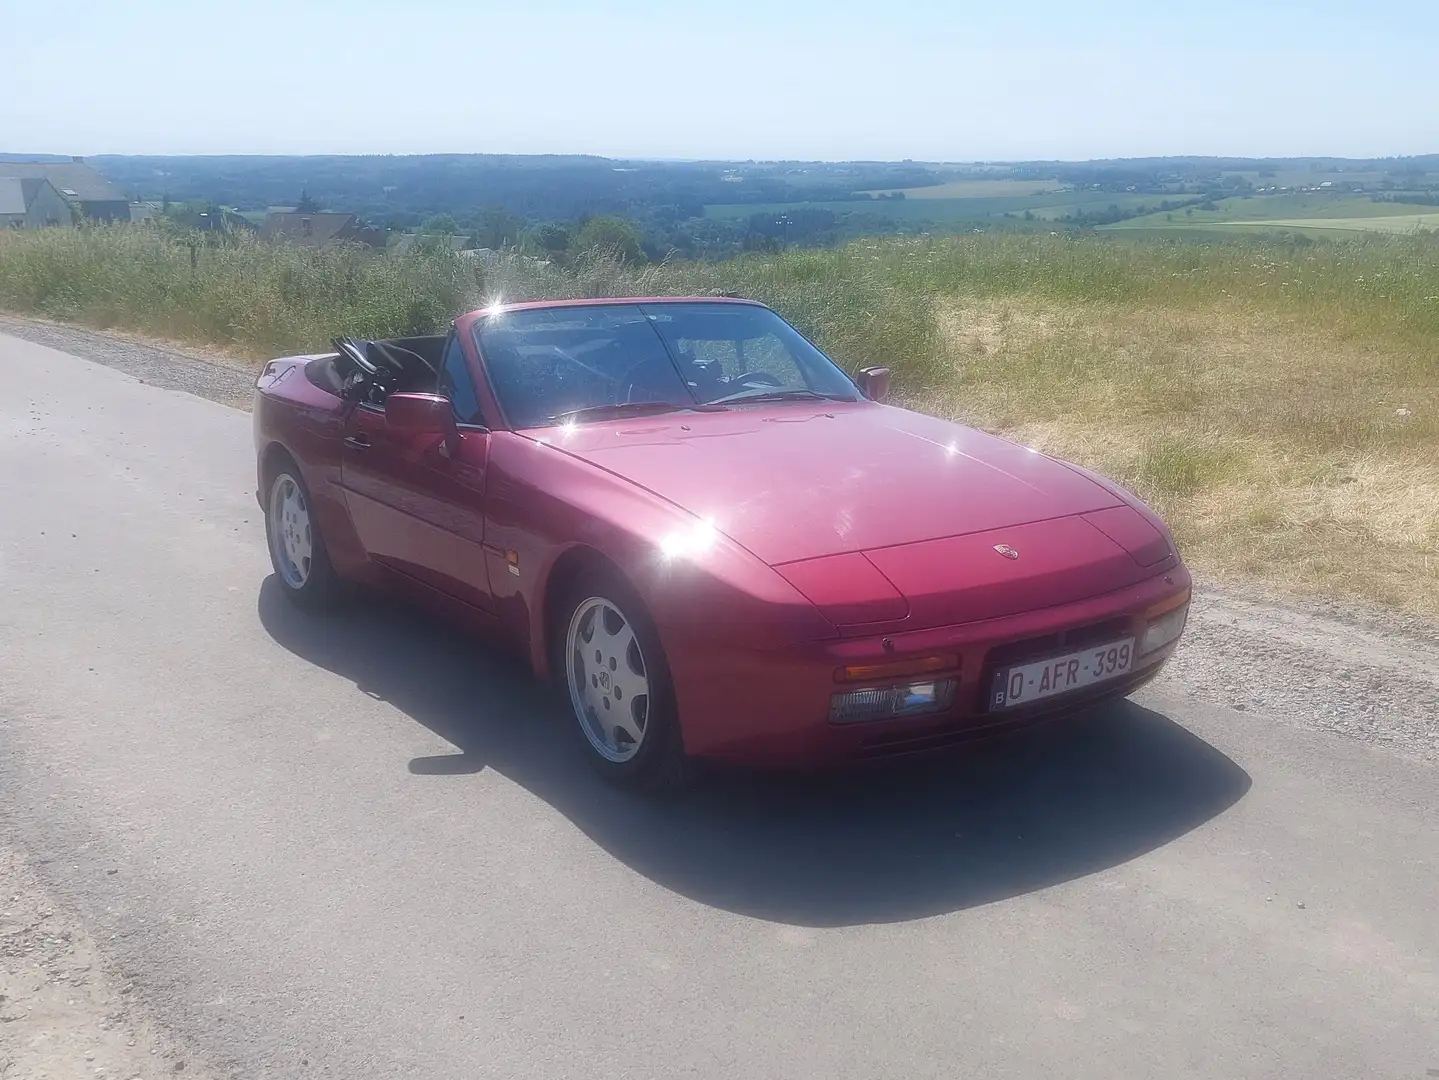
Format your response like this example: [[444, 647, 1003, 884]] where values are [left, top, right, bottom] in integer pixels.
[[3, 0, 1436, 162], [6, 151, 1439, 166]]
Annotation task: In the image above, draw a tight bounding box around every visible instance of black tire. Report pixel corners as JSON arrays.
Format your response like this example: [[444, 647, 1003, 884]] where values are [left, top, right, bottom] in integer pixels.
[[554, 569, 691, 792], [262, 458, 342, 611]]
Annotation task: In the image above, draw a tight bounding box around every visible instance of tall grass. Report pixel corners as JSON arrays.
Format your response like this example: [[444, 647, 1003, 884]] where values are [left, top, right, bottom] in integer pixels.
[[3, 224, 1437, 611], [2, 225, 1434, 380], [0, 227, 481, 356]]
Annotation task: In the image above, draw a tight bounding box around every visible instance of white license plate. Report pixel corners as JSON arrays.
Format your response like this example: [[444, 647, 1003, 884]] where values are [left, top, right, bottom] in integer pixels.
[[990, 637, 1135, 711]]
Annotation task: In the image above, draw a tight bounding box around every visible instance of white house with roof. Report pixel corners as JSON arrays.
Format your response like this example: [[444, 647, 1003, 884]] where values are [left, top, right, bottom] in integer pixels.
[[0, 158, 130, 222], [0, 176, 72, 227]]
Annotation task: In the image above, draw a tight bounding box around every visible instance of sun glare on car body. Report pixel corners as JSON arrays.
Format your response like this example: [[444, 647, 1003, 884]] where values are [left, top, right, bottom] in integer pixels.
[[658, 518, 718, 562]]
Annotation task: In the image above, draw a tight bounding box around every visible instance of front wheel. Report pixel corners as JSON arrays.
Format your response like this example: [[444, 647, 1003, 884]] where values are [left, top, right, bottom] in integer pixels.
[[561, 577, 689, 790], [265, 465, 341, 609]]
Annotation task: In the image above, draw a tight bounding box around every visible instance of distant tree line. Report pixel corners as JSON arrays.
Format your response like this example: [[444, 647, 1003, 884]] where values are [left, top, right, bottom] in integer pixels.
[[107, 153, 1439, 265]]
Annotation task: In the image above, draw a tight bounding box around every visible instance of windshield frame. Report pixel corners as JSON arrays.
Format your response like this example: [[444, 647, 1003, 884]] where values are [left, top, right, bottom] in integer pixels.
[[468, 300, 860, 431]]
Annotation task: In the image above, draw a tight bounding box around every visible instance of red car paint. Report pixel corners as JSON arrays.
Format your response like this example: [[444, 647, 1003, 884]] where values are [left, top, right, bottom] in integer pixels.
[[254, 298, 1190, 766]]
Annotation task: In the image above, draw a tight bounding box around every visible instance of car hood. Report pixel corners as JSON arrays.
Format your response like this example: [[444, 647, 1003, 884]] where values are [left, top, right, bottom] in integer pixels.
[[538, 402, 1126, 566]]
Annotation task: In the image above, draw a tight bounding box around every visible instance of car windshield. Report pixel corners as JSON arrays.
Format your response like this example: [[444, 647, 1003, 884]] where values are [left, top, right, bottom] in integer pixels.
[[473, 302, 859, 429]]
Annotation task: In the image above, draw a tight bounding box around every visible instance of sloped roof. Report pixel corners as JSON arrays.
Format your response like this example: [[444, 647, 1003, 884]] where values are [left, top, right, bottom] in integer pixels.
[[0, 161, 125, 202], [261, 211, 360, 242], [0, 177, 25, 215], [0, 177, 63, 215]]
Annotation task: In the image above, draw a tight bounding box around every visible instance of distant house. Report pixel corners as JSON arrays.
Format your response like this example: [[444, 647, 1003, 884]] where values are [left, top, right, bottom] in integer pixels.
[[0, 158, 129, 222], [0, 177, 72, 228], [261, 211, 380, 248], [169, 205, 256, 233], [389, 232, 473, 256]]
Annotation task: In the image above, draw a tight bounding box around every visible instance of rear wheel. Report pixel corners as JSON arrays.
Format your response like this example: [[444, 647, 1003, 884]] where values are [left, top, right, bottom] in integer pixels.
[[264, 463, 340, 609], [560, 574, 689, 790]]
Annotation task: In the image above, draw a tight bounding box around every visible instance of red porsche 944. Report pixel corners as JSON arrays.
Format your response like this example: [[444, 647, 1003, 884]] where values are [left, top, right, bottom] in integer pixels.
[[253, 298, 1190, 787]]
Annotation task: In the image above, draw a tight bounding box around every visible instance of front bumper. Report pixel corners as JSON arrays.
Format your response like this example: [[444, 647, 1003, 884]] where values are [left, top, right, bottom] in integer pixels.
[[670, 565, 1190, 766]]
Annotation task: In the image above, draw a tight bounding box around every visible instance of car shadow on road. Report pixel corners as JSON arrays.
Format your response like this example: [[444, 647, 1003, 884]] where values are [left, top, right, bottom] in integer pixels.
[[258, 577, 1251, 928]]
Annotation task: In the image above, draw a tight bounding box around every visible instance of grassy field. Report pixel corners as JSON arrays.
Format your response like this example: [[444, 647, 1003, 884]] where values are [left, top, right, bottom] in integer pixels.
[[1024, 193, 1184, 220], [1149, 215, 1439, 237], [1, 226, 1436, 615], [1106, 193, 1439, 235], [1231, 214, 1439, 233], [859, 179, 1067, 199], [706, 190, 1171, 224], [1228, 168, 1391, 189]]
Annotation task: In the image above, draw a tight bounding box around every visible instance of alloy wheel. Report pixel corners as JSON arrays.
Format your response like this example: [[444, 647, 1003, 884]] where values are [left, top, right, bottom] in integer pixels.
[[565, 596, 651, 763], [268, 474, 313, 589]]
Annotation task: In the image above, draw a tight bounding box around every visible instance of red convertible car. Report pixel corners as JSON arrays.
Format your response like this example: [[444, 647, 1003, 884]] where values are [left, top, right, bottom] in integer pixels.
[[253, 297, 1190, 788]]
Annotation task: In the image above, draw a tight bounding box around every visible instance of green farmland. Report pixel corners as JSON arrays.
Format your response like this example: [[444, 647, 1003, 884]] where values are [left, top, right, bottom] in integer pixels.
[[858, 179, 1067, 199], [705, 190, 1183, 226], [1105, 193, 1439, 235]]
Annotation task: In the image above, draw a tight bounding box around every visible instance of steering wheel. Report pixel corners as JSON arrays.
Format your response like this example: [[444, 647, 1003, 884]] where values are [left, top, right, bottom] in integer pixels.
[[331, 336, 381, 378], [725, 371, 782, 388], [616, 358, 673, 403]]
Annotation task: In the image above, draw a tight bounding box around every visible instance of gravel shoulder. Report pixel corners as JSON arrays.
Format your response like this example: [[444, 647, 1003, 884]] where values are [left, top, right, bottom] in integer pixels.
[[0, 316, 257, 410], [1157, 587, 1439, 765], [0, 848, 213, 1080]]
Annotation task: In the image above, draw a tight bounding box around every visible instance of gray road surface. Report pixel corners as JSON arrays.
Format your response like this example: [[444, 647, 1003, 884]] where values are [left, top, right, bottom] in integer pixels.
[[1, 332, 1436, 1080]]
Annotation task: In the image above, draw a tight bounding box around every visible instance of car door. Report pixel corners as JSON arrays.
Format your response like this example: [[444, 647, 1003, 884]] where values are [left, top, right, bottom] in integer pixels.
[[339, 333, 495, 611]]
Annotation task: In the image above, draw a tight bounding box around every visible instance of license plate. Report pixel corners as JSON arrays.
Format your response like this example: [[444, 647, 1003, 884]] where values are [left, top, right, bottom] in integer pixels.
[[989, 637, 1135, 711]]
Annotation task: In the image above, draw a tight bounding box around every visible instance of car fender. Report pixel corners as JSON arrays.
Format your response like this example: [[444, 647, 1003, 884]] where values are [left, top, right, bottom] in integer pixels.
[[252, 358, 370, 580], [1056, 457, 1180, 557], [481, 433, 837, 678]]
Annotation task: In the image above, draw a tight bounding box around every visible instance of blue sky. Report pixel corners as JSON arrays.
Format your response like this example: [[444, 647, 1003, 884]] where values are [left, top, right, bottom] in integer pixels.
[[3, 0, 1436, 160]]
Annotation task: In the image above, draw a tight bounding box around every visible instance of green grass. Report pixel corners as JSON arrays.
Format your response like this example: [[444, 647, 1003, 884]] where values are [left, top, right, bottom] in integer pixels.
[[3, 225, 1438, 613], [1131, 435, 1242, 499], [4, 225, 1437, 380], [858, 179, 1066, 199], [1024, 193, 1186, 220], [705, 190, 1174, 224], [1184, 214, 1439, 235], [1105, 193, 1437, 233], [0, 228, 481, 357], [1228, 168, 1391, 189]]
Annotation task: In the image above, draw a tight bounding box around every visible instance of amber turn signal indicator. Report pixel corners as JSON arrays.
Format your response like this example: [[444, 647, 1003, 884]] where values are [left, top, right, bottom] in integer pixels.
[[1143, 588, 1191, 620], [836, 654, 961, 683]]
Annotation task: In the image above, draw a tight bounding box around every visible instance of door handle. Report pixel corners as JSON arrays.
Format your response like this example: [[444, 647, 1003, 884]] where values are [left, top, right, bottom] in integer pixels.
[[343, 435, 371, 451]]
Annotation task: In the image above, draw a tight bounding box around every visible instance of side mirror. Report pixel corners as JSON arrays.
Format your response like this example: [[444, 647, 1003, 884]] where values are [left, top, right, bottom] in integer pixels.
[[856, 366, 891, 403], [385, 392, 459, 453]]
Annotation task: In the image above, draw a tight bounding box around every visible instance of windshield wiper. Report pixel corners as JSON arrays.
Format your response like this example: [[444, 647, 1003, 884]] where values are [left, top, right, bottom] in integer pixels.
[[711, 387, 857, 405], [546, 400, 728, 425]]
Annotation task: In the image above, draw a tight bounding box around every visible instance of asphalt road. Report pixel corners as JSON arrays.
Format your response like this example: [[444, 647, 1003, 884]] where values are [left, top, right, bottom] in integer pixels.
[[2, 332, 1436, 1080]]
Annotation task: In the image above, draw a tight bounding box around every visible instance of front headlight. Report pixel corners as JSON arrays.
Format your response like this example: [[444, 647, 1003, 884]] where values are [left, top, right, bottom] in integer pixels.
[[829, 679, 957, 725], [1140, 593, 1190, 655]]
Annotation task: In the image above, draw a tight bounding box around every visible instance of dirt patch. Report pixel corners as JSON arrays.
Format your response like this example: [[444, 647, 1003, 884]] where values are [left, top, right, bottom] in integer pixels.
[[0, 850, 213, 1080]]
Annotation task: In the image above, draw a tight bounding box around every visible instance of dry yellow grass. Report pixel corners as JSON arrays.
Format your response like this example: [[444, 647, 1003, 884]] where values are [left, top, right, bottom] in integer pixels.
[[924, 298, 1439, 614]]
